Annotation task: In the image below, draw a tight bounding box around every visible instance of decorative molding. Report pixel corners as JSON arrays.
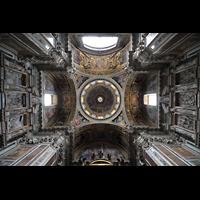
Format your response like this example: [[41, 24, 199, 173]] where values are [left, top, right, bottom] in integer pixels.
[[17, 133, 67, 166], [133, 131, 185, 165]]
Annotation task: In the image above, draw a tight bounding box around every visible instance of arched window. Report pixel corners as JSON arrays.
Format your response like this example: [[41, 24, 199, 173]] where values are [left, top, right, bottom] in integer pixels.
[[82, 36, 118, 51]]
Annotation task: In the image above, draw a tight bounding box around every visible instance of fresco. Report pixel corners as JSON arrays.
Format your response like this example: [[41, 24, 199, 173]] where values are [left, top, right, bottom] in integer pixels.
[[118, 44, 129, 65], [44, 108, 57, 125], [131, 94, 138, 106], [76, 143, 126, 160], [134, 114, 147, 126], [112, 111, 127, 126], [44, 75, 56, 91], [144, 74, 157, 93], [134, 74, 147, 84], [54, 115, 67, 126], [72, 47, 82, 65], [145, 106, 157, 125], [70, 43, 130, 75], [74, 112, 89, 126], [76, 75, 89, 88], [94, 58, 106, 70], [112, 73, 128, 88], [63, 94, 70, 106], [86, 85, 114, 114]]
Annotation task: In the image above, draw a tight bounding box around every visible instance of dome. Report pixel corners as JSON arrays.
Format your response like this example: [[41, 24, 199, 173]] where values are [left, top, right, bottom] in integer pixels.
[[79, 79, 121, 121]]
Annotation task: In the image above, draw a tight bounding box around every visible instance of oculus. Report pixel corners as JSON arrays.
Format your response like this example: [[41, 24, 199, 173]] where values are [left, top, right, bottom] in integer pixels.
[[80, 79, 121, 120]]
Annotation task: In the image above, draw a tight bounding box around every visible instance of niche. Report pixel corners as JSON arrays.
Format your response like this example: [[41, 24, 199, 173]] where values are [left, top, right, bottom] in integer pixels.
[[173, 113, 196, 134], [5, 91, 28, 110], [5, 67, 28, 87], [5, 113, 29, 133], [175, 66, 196, 86], [174, 90, 196, 109]]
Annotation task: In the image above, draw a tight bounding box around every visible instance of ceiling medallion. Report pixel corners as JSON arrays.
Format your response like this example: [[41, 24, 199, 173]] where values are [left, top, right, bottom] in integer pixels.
[[80, 79, 121, 120]]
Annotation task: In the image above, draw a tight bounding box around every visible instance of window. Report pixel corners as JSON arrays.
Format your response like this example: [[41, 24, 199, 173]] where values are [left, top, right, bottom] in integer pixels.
[[43, 33, 55, 47], [144, 93, 157, 106], [82, 36, 118, 51], [146, 33, 158, 47], [44, 94, 57, 106]]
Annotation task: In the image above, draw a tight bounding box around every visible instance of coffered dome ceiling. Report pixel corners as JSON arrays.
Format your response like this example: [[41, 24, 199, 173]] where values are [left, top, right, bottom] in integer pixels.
[[79, 79, 121, 121]]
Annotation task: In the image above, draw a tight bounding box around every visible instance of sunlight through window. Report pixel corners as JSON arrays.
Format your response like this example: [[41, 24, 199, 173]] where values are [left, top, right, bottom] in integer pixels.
[[144, 93, 157, 106], [44, 94, 52, 106], [82, 36, 118, 51]]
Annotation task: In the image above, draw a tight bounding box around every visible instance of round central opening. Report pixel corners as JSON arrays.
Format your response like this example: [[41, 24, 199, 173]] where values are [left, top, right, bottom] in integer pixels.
[[97, 97, 103, 102]]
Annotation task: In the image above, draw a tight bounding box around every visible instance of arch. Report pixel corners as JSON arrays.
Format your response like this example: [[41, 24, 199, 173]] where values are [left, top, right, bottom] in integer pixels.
[[89, 159, 113, 166], [73, 124, 129, 161]]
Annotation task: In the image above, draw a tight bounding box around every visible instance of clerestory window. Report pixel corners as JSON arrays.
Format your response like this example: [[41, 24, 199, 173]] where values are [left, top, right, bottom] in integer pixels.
[[143, 93, 157, 106], [44, 94, 57, 106], [82, 36, 118, 51]]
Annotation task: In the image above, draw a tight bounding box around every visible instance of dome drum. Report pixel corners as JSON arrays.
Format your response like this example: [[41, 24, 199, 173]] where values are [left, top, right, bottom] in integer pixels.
[[79, 79, 122, 121]]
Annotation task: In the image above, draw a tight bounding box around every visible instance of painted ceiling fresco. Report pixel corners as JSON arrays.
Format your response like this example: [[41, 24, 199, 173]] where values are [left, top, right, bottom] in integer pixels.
[[71, 42, 130, 75], [42, 72, 76, 127], [74, 124, 128, 160], [142, 72, 159, 127], [125, 71, 159, 127], [76, 143, 126, 161]]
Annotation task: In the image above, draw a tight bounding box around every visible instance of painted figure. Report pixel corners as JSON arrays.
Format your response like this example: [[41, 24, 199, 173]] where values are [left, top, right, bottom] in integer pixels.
[[94, 58, 106, 70]]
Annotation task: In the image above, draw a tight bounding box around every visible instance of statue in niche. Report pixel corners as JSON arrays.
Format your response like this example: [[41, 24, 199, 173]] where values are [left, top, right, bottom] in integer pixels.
[[7, 93, 23, 109], [32, 96, 42, 105], [177, 68, 195, 85], [177, 92, 195, 108], [160, 95, 169, 104], [8, 115, 23, 132], [177, 115, 194, 131], [6, 69, 23, 86]]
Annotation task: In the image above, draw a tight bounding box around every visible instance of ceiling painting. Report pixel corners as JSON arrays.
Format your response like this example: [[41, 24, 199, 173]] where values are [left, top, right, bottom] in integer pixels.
[[73, 124, 129, 160], [73, 72, 90, 89], [76, 143, 126, 161], [71, 42, 130, 75], [125, 71, 160, 127], [44, 75, 56, 91], [112, 111, 127, 126], [44, 108, 58, 127], [74, 111, 89, 127], [112, 72, 128, 88], [142, 72, 160, 127], [74, 77, 127, 128], [42, 72, 76, 127]]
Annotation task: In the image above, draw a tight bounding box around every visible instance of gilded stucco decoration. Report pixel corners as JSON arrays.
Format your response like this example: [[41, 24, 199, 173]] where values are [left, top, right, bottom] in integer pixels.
[[73, 124, 129, 160], [142, 72, 160, 127], [71, 42, 130, 75], [125, 71, 160, 127], [79, 79, 121, 121], [42, 72, 76, 127]]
